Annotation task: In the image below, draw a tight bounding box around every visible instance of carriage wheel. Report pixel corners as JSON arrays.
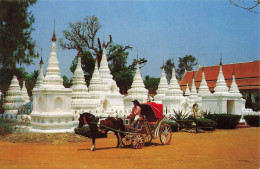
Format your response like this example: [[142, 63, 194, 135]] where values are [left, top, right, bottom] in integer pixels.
[[145, 134, 152, 144], [132, 134, 145, 149], [122, 134, 132, 146], [159, 124, 172, 145]]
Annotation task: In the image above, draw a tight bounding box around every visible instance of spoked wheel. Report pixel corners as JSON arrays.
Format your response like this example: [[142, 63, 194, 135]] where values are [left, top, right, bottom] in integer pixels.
[[159, 124, 172, 145], [144, 134, 152, 144], [132, 134, 145, 149], [122, 134, 132, 146]]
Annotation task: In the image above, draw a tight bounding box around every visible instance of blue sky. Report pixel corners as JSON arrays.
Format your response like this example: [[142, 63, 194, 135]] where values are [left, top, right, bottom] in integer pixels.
[[28, 0, 259, 78]]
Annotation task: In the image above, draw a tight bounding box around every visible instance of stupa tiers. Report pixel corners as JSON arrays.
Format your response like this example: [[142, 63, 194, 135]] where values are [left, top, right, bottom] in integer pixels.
[[124, 60, 148, 111], [184, 82, 190, 96], [154, 65, 168, 104], [197, 68, 212, 97], [88, 58, 109, 116], [30, 31, 76, 133], [162, 65, 185, 114], [213, 60, 229, 96], [189, 75, 198, 101], [3, 75, 25, 114], [99, 44, 124, 116], [70, 51, 96, 113], [21, 81, 30, 104]]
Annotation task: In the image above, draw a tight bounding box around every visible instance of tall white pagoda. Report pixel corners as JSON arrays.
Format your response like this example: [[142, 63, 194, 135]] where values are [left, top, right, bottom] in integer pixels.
[[154, 64, 168, 104], [70, 51, 96, 113], [99, 43, 124, 116], [124, 58, 148, 112], [30, 29, 76, 133], [162, 65, 185, 114], [21, 81, 30, 104]]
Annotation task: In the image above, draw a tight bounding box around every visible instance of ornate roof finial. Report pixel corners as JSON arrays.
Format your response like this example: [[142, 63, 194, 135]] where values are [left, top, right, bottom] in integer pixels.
[[102, 40, 106, 48], [162, 56, 165, 68], [233, 63, 235, 75], [219, 53, 223, 65], [202, 66, 204, 72], [40, 48, 43, 64], [95, 56, 98, 62], [51, 19, 56, 42], [137, 50, 139, 64]]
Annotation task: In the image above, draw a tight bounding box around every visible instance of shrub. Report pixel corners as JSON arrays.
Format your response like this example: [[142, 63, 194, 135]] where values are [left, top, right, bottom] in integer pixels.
[[171, 109, 189, 121], [196, 118, 217, 130], [244, 115, 260, 127], [162, 120, 178, 132], [74, 126, 107, 138], [0, 119, 16, 135], [207, 114, 241, 129]]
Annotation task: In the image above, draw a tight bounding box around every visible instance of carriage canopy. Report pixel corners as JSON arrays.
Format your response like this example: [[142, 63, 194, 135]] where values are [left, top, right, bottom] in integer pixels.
[[139, 102, 164, 122]]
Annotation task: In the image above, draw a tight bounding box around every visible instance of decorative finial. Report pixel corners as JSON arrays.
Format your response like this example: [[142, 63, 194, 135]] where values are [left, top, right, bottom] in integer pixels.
[[77, 48, 81, 57], [233, 63, 235, 75], [162, 56, 165, 68], [202, 66, 204, 72], [95, 56, 98, 62], [137, 50, 139, 64], [51, 19, 56, 42], [219, 53, 223, 65], [40, 48, 43, 64]]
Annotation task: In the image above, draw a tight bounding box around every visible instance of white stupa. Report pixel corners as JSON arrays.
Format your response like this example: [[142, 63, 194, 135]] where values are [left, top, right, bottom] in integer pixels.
[[21, 81, 30, 104], [189, 76, 198, 100], [30, 30, 76, 133], [213, 60, 229, 96], [162, 65, 185, 113], [88, 58, 109, 115], [198, 67, 212, 96], [154, 64, 168, 103], [124, 58, 148, 111], [229, 69, 242, 97], [99, 43, 124, 116], [70, 51, 96, 113], [33, 51, 44, 90], [184, 82, 190, 96], [3, 75, 25, 114]]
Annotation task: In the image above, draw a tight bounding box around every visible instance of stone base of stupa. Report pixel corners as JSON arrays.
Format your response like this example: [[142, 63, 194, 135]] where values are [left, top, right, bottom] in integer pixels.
[[29, 112, 78, 133]]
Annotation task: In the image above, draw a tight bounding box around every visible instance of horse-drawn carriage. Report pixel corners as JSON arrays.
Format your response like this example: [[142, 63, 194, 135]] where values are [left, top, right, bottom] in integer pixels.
[[78, 102, 172, 150], [122, 102, 172, 149]]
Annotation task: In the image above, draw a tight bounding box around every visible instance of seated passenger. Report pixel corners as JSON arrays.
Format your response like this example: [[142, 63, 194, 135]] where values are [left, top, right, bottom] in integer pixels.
[[128, 100, 141, 128]]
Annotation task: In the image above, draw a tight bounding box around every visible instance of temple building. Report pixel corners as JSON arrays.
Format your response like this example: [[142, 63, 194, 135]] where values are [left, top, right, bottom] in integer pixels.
[[180, 60, 260, 102]]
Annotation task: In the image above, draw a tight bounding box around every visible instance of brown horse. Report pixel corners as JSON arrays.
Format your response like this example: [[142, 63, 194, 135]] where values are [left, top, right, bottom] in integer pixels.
[[78, 113, 125, 151]]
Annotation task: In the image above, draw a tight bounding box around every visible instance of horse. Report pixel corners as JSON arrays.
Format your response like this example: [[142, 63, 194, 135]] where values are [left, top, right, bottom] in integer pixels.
[[78, 112, 125, 151]]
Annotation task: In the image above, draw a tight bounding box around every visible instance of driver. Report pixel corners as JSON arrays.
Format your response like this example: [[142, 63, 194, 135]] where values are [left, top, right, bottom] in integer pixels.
[[128, 100, 141, 128]]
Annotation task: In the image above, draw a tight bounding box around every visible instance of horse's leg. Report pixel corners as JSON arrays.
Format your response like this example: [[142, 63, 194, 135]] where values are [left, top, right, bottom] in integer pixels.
[[90, 137, 96, 151], [115, 132, 122, 148]]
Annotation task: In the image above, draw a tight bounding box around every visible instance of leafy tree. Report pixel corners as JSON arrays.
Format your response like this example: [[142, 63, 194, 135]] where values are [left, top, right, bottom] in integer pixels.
[[113, 67, 134, 94], [62, 75, 71, 88], [0, 0, 38, 70], [164, 59, 175, 83], [59, 15, 147, 71], [25, 70, 38, 96], [176, 55, 198, 80], [144, 75, 160, 94]]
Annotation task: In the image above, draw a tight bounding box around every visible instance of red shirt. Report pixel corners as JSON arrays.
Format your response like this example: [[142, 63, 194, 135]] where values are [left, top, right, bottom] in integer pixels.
[[128, 105, 141, 118]]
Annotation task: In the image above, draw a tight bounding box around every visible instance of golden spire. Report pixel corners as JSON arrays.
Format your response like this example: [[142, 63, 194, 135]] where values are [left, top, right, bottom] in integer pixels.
[[51, 19, 56, 42]]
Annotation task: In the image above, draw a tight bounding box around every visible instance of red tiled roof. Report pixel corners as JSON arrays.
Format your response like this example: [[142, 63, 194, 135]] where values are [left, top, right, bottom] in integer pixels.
[[180, 61, 260, 91]]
